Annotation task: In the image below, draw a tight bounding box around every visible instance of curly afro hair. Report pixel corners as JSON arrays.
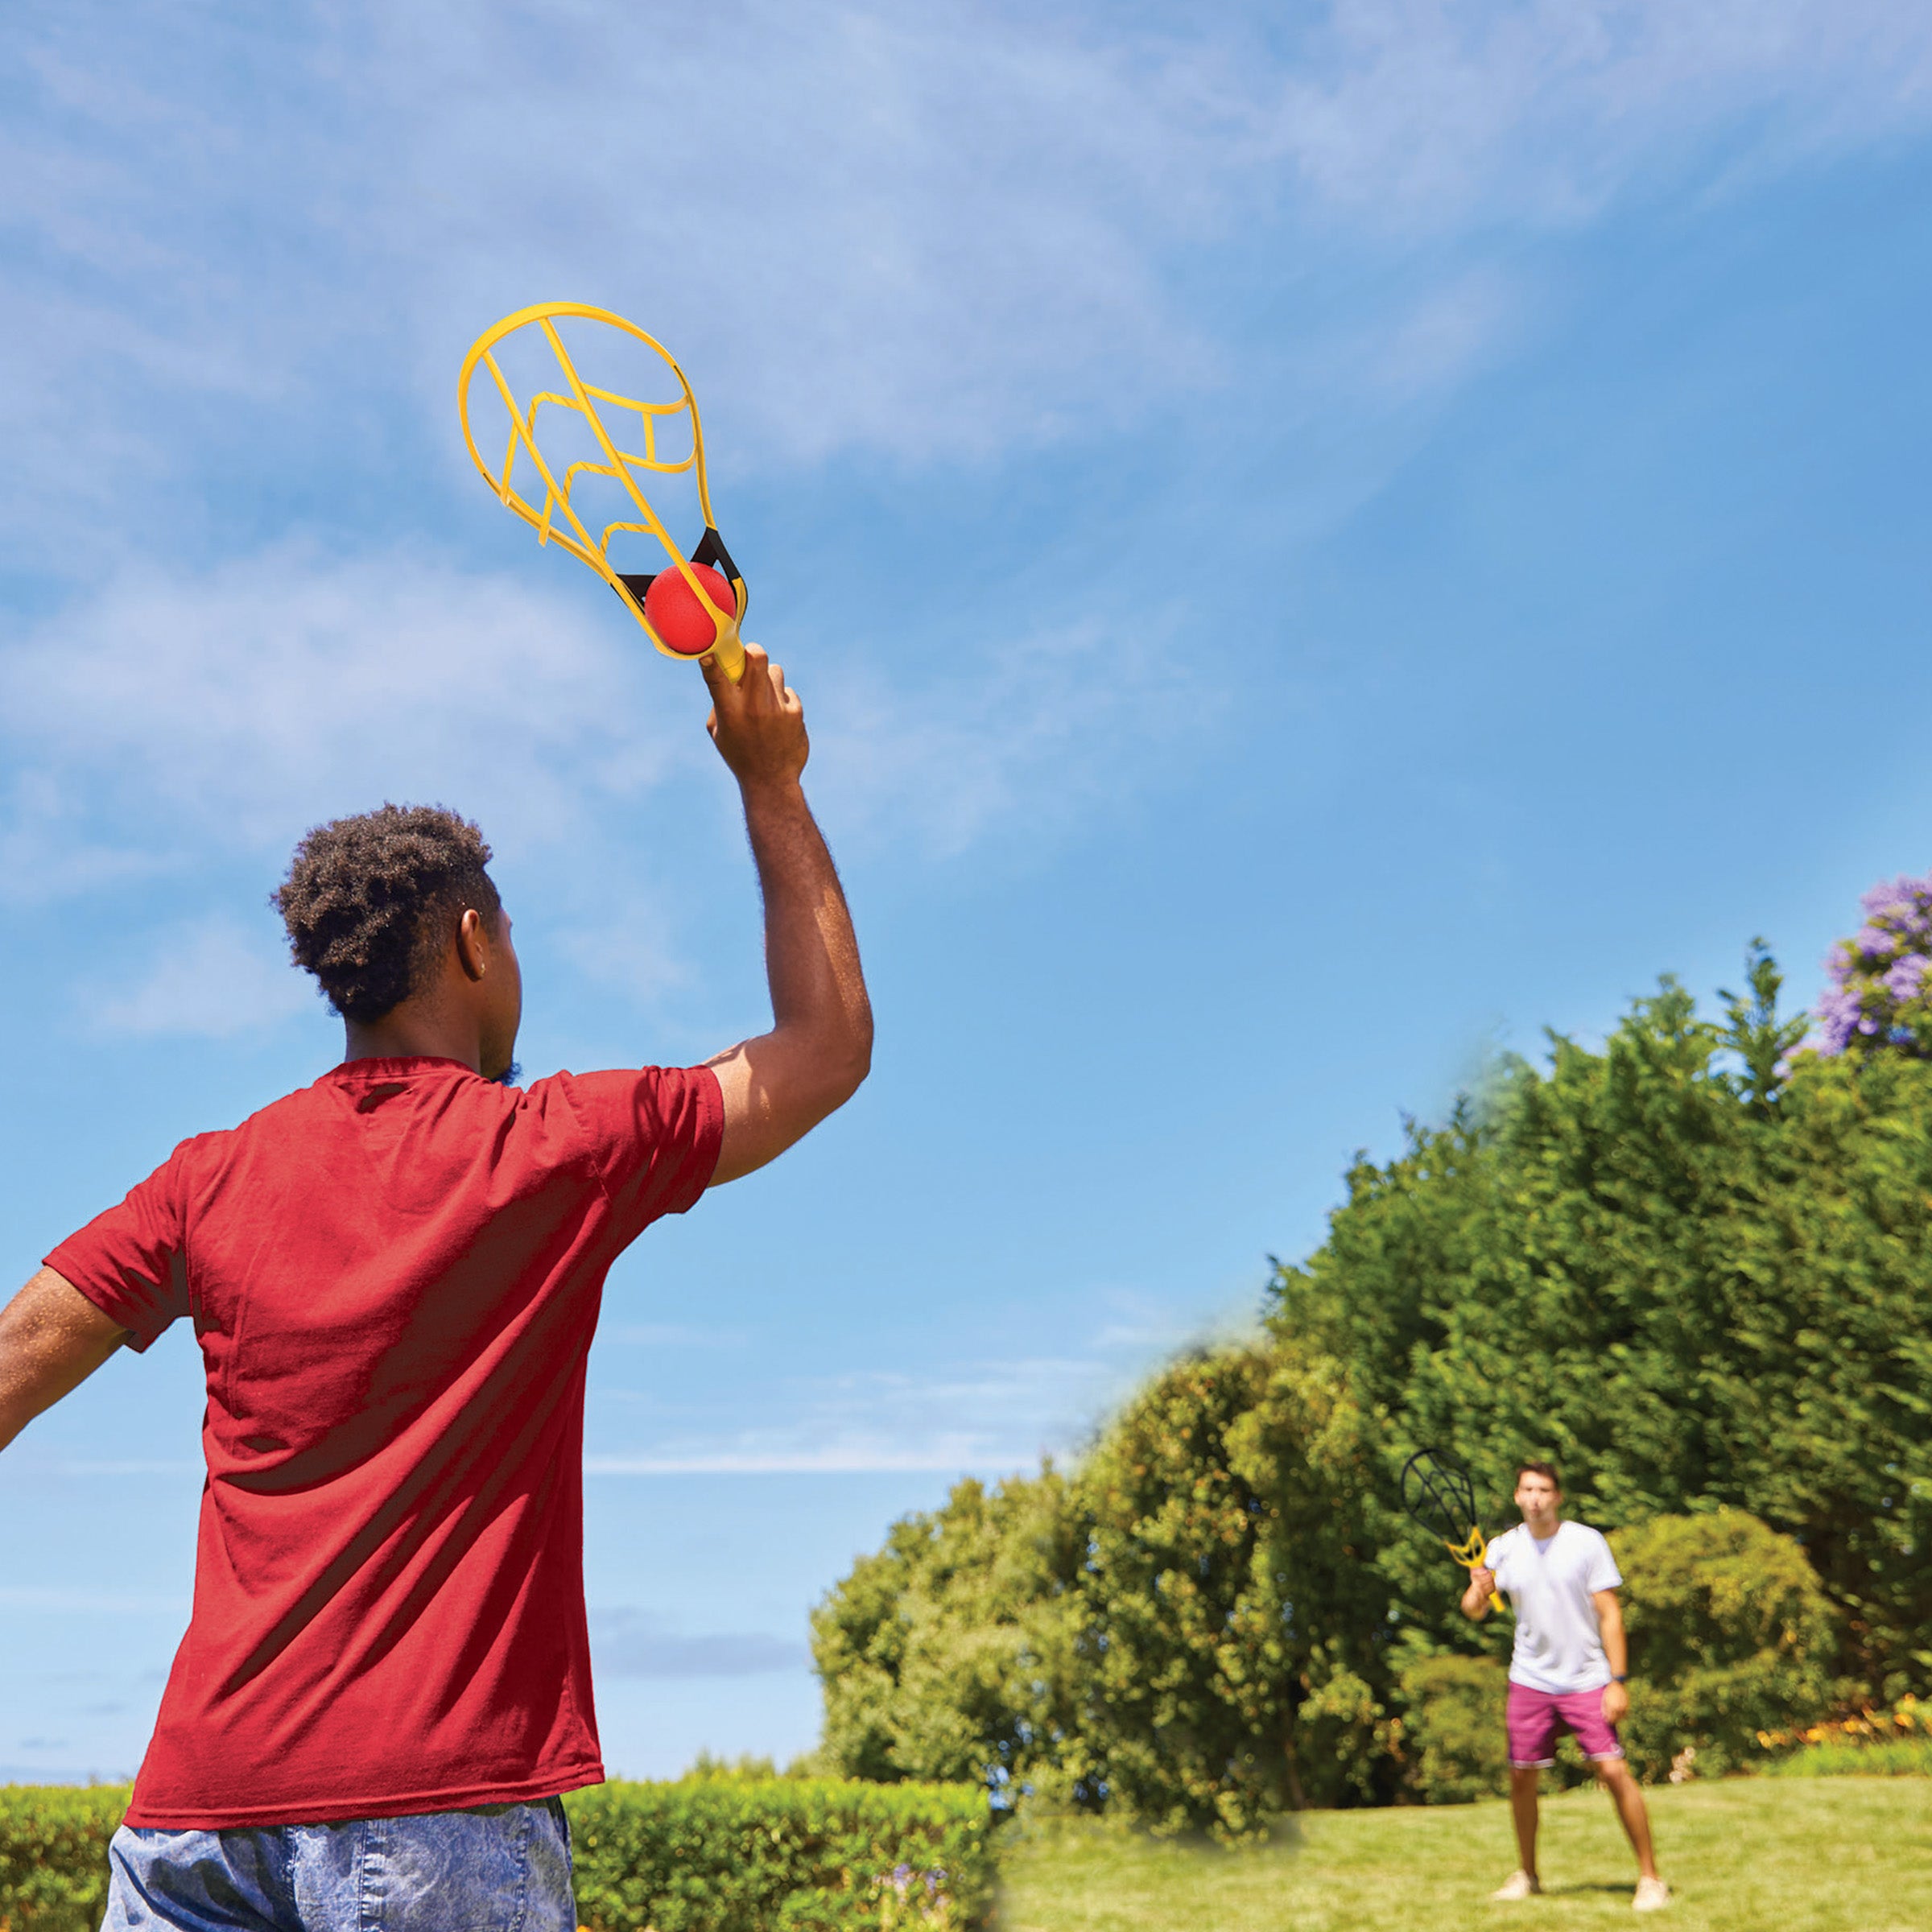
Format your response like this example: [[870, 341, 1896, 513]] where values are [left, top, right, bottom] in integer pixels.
[[274, 804, 502, 1023]]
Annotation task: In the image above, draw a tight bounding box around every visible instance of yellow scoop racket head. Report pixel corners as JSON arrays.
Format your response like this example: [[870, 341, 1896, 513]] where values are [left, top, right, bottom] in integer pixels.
[[457, 301, 748, 681]]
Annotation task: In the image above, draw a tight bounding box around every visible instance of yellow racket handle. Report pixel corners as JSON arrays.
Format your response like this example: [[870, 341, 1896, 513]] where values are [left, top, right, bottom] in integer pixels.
[[707, 627, 748, 685], [1449, 1530, 1508, 1615]]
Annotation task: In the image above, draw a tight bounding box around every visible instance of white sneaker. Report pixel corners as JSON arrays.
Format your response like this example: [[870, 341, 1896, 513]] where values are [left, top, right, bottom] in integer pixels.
[[1491, 1871, 1542, 1900], [1633, 1876, 1671, 1911]]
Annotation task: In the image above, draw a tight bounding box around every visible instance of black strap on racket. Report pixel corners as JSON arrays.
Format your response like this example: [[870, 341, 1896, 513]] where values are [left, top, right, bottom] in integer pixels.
[[615, 526, 747, 621]]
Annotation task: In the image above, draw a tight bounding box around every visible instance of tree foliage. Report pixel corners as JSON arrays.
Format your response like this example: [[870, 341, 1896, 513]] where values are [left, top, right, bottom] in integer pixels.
[[813, 932, 1932, 1831], [1395, 1654, 1509, 1803], [1275, 953, 1932, 1688]]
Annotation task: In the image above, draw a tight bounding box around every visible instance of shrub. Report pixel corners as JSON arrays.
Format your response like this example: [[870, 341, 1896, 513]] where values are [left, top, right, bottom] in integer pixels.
[[1616, 1509, 1836, 1780], [810, 1468, 1088, 1809], [1756, 1690, 1931, 1777], [1395, 1654, 1509, 1803], [1763, 1737, 1932, 1777], [0, 1783, 129, 1932], [1073, 1344, 1398, 1835], [0, 1778, 994, 1932], [568, 1778, 993, 1932]]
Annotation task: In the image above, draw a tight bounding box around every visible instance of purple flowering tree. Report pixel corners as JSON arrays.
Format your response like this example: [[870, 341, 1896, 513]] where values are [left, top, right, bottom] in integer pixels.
[[1812, 872, 1932, 1056]]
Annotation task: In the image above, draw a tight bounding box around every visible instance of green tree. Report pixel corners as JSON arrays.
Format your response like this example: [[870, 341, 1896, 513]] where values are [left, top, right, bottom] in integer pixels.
[[810, 1466, 1088, 1806], [1270, 956, 1932, 1690], [815, 939, 1932, 1820]]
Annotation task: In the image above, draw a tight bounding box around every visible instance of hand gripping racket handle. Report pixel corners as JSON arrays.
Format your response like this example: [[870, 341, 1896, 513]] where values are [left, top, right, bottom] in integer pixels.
[[706, 626, 748, 685], [1454, 1528, 1507, 1616]]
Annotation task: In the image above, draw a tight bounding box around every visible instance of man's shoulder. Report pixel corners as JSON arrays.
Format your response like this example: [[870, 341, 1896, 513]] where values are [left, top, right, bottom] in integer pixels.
[[1559, 1520, 1613, 1552], [1558, 1521, 1620, 1580]]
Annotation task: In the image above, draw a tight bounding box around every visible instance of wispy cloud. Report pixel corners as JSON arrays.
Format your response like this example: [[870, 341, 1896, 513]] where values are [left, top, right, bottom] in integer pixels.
[[8, 0, 1928, 570], [0, 546, 683, 899], [588, 1298, 1231, 1476], [89, 914, 313, 1038], [1260, 1, 1932, 233], [588, 1608, 807, 1679], [810, 614, 1223, 860], [0, 544, 1224, 913], [0, 1584, 190, 1615]]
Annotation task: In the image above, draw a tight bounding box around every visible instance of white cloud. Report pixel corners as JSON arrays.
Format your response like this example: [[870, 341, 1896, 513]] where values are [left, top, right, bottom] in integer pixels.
[[586, 1310, 1231, 1477], [1261, 1, 1932, 233], [377, 2, 1238, 473], [0, 1583, 190, 1614], [92, 914, 313, 1039], [0, 545, 1222, 906], [809, 613, 1223, 860], [588, 1608, 807, 1679], [0, 545, 687, 898], [7, 0, 1929, 565], [6, 2, 1931, 905]]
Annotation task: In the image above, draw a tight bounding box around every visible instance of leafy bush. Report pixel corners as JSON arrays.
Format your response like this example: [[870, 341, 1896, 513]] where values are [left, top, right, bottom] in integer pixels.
[[1755, 1690, 1930, 1777], [1763, 1737, 1932, 1777], [0, 1779, 993, 1932], [813, 1344, 1400, 1838], [1395, 1654, 1509, 1803], [1275, 951, 1932, 1692], [810, 1464, 1088, 1808], [0, 1783, 129, 1932], [568, 1779, 994, 1932], [1616, 1509, 1837, 1780], [1071, 1344, 1398, 1835]]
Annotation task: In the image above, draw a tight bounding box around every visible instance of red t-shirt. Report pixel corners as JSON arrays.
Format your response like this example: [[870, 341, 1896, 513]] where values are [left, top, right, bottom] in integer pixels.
[[45, 1055, 723, 1829]]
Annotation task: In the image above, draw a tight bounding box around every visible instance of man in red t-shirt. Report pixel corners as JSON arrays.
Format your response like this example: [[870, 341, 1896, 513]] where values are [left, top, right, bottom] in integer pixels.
[[0, 645, 871, 1928]]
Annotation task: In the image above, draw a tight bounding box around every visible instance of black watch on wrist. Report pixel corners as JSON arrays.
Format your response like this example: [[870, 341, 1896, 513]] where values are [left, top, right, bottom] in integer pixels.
[[1611, 1674, 1629, 1683]]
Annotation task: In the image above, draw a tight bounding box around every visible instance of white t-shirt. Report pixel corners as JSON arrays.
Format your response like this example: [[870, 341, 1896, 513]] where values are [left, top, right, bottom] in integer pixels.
[[1488, 1520, 1623, 1695]]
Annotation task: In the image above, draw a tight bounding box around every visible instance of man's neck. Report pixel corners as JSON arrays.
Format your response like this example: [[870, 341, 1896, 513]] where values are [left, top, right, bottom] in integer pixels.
[[343, 1006, 483, 1073], [1523, 1513, 1562, 1540]]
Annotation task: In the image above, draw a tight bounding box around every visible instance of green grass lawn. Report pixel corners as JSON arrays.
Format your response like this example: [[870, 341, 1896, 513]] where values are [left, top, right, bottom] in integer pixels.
[[996, 1777, 1929, 1932]]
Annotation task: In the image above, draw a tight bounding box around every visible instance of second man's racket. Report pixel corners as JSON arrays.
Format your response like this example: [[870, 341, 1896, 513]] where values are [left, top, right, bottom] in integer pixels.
[[1402, 1447, 1506, 1614]]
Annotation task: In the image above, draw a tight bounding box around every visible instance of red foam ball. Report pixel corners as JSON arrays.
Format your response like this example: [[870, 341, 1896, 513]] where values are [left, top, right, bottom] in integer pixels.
[[643, 562, 739, 656]]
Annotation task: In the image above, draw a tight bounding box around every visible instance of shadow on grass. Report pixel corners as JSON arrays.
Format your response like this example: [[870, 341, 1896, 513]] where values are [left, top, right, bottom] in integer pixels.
[[1002, 1809, 1307, 1856]]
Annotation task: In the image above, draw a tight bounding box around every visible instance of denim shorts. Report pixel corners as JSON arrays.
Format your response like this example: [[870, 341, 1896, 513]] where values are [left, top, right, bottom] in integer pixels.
[[102, 1797, 576, 1932]]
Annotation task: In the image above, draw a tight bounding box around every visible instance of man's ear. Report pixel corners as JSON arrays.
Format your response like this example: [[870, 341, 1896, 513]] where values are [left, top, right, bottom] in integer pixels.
[[454, 906, 491, 983]]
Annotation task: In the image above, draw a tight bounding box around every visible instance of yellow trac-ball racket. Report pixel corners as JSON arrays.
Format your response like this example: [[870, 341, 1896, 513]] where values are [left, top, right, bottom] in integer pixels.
[[458, 302, 749, 682], [1402, 1447, 1507, 1615]]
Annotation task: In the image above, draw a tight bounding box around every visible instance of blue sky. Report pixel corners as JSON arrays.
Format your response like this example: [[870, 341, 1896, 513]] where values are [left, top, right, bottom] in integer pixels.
[[4, 2, 1931, 1781]]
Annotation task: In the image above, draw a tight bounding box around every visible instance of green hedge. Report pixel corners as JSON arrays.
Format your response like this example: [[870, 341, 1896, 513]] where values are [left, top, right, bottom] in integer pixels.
[[0, 1778, 994, 1932], [1762, 1737, 1932, 1777], [0, 1784, 128, 1932], [567, 1780, 993, 1930]]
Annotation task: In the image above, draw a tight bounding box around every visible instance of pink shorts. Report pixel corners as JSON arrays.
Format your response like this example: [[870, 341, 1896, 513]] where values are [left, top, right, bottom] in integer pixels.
[[1506, 1681, 1624, 1768]]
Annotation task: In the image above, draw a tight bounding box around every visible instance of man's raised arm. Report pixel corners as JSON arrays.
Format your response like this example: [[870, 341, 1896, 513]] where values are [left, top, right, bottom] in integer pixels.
[[0, 1266, 130, 1454], [699, 643, 873, 1186]]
